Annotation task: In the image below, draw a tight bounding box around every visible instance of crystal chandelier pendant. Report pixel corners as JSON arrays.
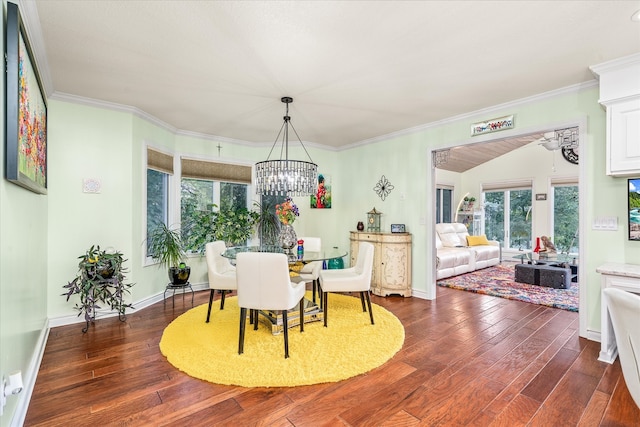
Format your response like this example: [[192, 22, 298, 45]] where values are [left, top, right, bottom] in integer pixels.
[[255, 97, 318, 196]]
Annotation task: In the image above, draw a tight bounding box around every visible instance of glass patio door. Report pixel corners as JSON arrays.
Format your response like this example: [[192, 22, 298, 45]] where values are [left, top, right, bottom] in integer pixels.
[[483, 187, 532, 250]]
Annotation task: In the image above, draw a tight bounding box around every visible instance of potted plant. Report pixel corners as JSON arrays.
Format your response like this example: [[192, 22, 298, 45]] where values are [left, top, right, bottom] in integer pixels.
[[212, 207, 259, 246], [182, 206, 259, 252], [147, 222, 191, 285], [254, 200, 280, 246], [461, 196, 476, 211], [62, 245, 134, 333]]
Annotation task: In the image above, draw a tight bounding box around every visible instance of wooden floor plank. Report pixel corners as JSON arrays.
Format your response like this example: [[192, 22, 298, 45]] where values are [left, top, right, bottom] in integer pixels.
[[24, 286, 640, 426]]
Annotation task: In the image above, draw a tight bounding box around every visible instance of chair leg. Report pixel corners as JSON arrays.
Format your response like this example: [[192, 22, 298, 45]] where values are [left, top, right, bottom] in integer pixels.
[[359, 292, 366, 312], [299, 299, 304, 332], [312, 279, 317, 303], [282, 310, 289, 358], [316, 280, 323, 309], [238, 307, 247, 354], [323, 292, 329, 327], [206, 289, 215, 323], [252, 309, 259, 330], [220, 290, 227, 310], [364, 291, 375, 325]]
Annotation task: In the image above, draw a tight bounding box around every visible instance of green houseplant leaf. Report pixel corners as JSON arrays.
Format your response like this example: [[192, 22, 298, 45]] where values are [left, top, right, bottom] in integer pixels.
[[62, 245, 134, 332], [147, 222, 186, 269]]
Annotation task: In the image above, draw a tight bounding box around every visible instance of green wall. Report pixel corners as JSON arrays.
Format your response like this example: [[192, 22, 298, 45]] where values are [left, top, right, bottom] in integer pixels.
[[2, 58, 640, 426]]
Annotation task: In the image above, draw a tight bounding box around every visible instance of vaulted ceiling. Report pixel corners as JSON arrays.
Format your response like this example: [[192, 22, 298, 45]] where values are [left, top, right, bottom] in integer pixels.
[[22, 1, 640, 149]]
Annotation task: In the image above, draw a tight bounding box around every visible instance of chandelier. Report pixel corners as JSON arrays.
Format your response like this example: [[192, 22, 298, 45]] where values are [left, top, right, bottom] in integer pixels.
[[255, 97, 318, 196]]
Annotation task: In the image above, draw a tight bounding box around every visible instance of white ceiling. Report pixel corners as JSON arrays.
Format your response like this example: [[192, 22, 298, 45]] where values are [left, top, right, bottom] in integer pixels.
[[23, 1, 640, 149]]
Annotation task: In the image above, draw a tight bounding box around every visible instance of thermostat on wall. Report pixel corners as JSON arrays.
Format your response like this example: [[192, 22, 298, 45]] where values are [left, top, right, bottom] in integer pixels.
[[391, 224, 406, 233]]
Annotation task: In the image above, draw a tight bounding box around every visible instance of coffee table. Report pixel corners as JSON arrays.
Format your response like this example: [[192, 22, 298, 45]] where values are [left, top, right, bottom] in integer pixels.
[[513, 253, 578, 289]]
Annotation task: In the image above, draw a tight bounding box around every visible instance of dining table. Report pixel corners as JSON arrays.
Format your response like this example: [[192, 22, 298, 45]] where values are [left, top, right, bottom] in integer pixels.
[[222, 244, 348, 335], [222, 244, 347, 266]]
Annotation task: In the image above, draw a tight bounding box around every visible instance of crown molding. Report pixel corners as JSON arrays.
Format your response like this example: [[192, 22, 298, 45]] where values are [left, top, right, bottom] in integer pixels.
[[590, 52, 640, 77], [340, 80, 599, 151], [49, 91, 178, 133]]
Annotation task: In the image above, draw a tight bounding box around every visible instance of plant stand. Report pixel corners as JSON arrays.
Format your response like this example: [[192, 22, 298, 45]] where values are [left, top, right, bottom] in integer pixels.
[[81, 283, 128, 333], [83, 311, 127, 333], [163, 282, 194, 308], [62, 245, 134, 334]]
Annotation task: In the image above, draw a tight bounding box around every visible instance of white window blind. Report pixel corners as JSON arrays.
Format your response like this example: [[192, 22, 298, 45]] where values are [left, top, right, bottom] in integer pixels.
[[482, 179, 533, 192]]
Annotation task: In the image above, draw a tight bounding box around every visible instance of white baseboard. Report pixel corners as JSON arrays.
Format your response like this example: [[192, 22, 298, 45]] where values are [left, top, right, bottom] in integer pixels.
[[10, 318, 50, 427], [49, 281, 209, 328]]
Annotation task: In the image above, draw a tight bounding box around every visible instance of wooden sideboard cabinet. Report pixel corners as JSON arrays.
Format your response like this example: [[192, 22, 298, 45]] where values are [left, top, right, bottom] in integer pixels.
[[349, 231, 412, 297]]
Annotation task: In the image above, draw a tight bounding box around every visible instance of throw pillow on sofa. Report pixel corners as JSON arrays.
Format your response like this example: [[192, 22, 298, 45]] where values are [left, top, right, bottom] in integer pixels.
[[467, 235, 490, 246]]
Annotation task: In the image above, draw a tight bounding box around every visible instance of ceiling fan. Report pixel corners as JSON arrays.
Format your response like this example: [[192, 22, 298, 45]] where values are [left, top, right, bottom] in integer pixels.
[[537, 127, 580, 165], [538, 131, 561, 151]]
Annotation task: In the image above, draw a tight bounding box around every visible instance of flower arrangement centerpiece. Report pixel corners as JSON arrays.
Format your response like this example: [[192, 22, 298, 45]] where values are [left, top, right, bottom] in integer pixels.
[[275, 197, 299, 252], [275, 197, 299, 225]]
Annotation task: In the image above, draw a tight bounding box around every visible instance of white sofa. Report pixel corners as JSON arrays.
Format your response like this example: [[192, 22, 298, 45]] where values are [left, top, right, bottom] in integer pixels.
[[435, 223, 501, 280]]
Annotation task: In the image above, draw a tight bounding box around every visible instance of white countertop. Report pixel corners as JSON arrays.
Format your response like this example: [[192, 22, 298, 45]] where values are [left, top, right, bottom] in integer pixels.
[[596, 262, 640, 279]]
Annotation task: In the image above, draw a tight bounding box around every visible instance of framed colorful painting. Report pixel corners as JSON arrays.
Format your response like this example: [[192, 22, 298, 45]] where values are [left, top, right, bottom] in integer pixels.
[[629, 178, 640, 241], [5, 2, 48, 195], [311, 173, 331, 208]]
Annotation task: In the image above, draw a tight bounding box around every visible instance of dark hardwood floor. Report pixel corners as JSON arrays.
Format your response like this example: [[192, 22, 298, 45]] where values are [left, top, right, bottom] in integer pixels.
[[25, 285, 640, 426]]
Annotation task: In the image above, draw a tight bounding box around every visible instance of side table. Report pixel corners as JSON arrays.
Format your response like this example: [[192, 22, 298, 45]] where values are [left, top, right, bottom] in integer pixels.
[[164, 282, 194, 308]]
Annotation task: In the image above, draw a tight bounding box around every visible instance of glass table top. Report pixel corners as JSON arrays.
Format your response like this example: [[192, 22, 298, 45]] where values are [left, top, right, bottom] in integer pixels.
[[512, 252, 579, 264], [222, 245, 347, 263]]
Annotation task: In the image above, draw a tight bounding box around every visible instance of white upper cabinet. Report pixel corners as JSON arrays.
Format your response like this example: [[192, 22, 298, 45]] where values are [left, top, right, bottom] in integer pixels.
[[591, 54, 640, 177]]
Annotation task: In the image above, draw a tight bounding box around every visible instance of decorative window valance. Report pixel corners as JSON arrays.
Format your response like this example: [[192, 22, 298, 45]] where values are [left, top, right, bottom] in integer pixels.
[[181, 158, 251, 184], [147, 148, 174, 174]]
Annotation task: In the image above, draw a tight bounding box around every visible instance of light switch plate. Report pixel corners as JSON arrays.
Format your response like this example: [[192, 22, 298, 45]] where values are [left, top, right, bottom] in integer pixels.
[[592, 216, 618, 230]]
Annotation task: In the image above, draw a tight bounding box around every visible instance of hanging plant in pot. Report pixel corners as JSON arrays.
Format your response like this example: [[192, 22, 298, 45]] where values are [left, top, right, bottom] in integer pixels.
[[147, 222, 191, 285], [62, 245, 134, 333]]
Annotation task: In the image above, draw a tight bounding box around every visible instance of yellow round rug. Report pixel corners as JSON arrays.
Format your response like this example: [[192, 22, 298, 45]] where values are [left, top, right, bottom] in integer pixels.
[[159, 292, 405, 387]]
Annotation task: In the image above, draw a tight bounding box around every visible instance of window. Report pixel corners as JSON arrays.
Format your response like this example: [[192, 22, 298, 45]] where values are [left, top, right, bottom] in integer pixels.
[[483, 181, 532, 250], [552, 183, 579, 254], [146, 148, 173, 257], [180, 178, 251, 250], [180, 158, 252, 251], [436, 186, 453, 223]]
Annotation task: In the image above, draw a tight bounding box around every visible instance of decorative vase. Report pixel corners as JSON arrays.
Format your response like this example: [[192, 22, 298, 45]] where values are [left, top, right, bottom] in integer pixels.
[[357, 221, 364, 231], [279, 223, 297, 254]]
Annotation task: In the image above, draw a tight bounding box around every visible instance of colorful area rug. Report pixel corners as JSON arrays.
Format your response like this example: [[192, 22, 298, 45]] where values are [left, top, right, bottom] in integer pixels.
[[160, 291, 404, 387], [437, 263, 578, 312]]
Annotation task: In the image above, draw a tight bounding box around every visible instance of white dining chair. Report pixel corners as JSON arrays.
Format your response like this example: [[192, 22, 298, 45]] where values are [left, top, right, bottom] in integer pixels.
[[602, 287, 640, 408], [236, 252, 306, 358], [319, 241, 375, 327], [297, 236, 323, 304], [205, 241, 237, 323]]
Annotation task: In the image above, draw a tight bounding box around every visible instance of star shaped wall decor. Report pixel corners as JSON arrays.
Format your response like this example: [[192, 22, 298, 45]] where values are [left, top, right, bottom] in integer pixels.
[[374, 175, 394, 201]]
